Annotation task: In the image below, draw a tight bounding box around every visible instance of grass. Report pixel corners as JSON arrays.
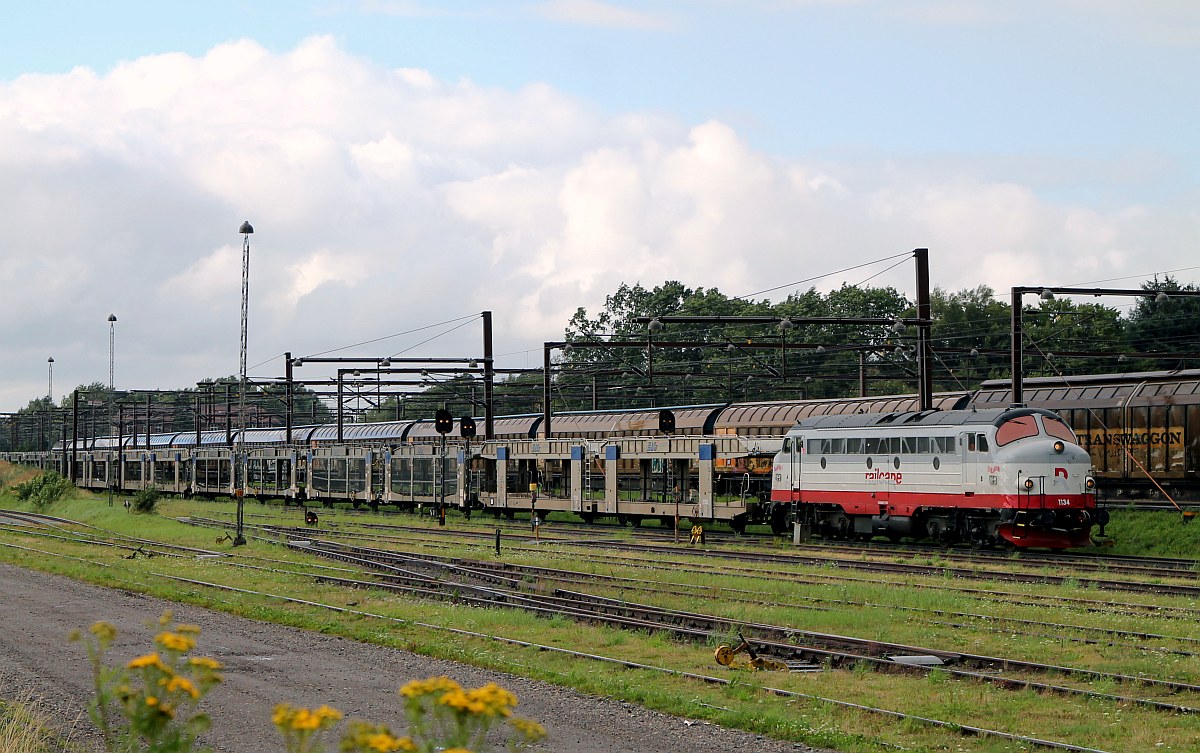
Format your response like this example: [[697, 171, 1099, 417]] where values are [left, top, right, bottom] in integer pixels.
[[3, 484, 1200, 752], [1101, 509, 1200, 557], [0, 691, 78, 753]]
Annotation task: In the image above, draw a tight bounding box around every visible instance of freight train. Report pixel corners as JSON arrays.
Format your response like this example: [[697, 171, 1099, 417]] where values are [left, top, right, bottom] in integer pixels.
[[11, 368, 1200, 548]]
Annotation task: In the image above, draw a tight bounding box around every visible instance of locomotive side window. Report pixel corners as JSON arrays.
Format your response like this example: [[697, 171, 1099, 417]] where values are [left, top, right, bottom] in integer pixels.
[[865, 437, 880, 454], [901, 437, 918, 454], [846, 437, 862, 453], [831, 438, 845, 454], [977, 434, 989, 452], [995, 415, 1039, 446], [1041, 416, 1078, 444], [807, 440, 821, 454], [967, 434, 976, 452], [917, 437, 930, 454]]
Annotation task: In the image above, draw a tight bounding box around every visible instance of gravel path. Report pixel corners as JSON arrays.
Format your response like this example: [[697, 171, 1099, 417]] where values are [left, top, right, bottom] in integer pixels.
[[0, 562, 825, 752]]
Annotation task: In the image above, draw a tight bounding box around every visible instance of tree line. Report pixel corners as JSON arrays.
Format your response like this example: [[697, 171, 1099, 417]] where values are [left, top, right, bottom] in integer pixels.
[[4, 276, 1196, 448]]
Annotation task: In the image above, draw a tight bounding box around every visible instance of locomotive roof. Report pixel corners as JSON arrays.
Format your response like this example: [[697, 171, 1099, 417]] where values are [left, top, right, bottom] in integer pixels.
[[790, 406, 1059, 431]]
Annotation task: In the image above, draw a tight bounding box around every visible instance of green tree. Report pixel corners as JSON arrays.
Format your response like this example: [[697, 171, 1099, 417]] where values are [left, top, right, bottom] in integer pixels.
[[1124, 276, 1200, 369]]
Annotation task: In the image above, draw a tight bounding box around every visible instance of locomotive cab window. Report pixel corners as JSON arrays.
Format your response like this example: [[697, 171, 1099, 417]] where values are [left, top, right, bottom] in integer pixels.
[[996, 415, 1039, 446], [977, 434, 989, 452], [781, 437, 792, 452], [1041, 416, 1078, 444]]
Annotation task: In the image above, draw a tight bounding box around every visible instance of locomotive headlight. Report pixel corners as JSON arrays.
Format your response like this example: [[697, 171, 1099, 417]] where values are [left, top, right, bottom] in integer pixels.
[[1023, 478, 1035, 490], [1053, 440, 1065, 454], [1085, 476, 1096, 490]]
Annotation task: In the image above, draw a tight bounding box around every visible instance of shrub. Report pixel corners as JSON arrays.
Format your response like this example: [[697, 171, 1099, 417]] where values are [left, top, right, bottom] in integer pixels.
[[11, 471, 74, 510], [133, 486, 162, 514]]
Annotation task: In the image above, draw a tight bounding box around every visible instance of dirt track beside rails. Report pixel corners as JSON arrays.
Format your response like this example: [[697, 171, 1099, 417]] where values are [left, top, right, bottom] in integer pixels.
[[0, 563, 825, 752]]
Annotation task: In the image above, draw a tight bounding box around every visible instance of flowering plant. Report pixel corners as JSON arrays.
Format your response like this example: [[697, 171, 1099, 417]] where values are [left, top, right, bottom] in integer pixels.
[[274, 676, 546, 753], [72, 611, 224, 753]]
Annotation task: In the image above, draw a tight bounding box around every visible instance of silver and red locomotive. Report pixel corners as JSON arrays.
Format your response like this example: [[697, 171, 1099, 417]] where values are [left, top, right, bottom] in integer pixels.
[[771, 407, 1103, 549]]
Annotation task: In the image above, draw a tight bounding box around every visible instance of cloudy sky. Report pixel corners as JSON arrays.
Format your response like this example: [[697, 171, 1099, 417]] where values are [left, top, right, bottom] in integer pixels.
[[1, 0, 1197, 412]]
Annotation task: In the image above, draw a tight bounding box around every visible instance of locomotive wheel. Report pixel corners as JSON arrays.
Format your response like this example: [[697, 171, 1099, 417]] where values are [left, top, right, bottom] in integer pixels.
[[769, 506, 789, 536]]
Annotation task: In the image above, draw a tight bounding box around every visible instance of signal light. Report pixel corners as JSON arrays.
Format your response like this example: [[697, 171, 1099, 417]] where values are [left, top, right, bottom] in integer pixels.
[[460, 416, 477, 438], [434, 409, 453, 434], [658, 409, 676, 434]]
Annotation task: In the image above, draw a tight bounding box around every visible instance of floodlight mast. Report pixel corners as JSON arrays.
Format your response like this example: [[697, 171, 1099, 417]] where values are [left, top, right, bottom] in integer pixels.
[[234, 220, 253, 547]]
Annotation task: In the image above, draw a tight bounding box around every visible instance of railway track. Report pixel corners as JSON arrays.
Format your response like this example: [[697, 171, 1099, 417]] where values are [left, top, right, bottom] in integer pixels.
[[3, 509, 1193, 751], [184, 514, 1200, 658]]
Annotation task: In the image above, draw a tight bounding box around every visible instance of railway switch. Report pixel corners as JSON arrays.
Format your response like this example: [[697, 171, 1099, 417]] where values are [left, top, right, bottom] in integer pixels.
[[714, 634, 787, 671]]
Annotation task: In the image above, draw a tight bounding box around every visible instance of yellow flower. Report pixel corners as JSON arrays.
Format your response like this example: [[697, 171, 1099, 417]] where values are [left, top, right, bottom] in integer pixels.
[[272, 704, 293, 727], [158, 610, 174, 626], [188, 656, 222, 670], [440, 748, 474, 753], [399, 676, 462, 699], [165, 676, 200, 700], [364, 732, 402, 752], [127, 653, 168, 672], [474, 683, 517, 716], [155, 632, 197, 653], [145, 696, 158, 707], [393, 738, 416, 752], [175, 624, 202, 635], [284, 704, 342, 731], [438, 689, 473, 713], [510, 717, 547, 741], [89, 621, 118, 643], [318, 706, 342, 724]]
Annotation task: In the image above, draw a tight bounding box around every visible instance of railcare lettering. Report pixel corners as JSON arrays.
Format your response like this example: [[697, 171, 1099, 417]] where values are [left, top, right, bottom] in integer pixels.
[[864, 469, 902, 484], [1080, 428, 1183, 447]]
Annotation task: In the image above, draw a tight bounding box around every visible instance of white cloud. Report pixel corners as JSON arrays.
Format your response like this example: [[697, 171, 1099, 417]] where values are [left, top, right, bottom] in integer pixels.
[[532, 0, 675, 30], [0, 35, 1192, 410]]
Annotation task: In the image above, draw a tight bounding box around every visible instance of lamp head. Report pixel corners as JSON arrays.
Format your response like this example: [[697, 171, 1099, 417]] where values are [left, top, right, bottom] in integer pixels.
[[239, 221, 254, 235]]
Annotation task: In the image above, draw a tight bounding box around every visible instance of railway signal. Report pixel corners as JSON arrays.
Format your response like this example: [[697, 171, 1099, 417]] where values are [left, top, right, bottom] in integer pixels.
[[460, 416, 477, 438], [658, 409, 675, 434]]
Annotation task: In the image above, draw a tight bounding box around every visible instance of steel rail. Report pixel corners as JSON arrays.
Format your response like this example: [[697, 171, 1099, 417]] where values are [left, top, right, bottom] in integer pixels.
[[294, 539, 1200, 713]]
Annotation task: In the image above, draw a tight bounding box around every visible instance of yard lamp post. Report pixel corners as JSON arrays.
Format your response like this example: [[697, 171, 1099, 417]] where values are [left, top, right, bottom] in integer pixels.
[[234, 220, 253, 547], [108, 314, 117, 389], [47, 356, 54, 401]]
